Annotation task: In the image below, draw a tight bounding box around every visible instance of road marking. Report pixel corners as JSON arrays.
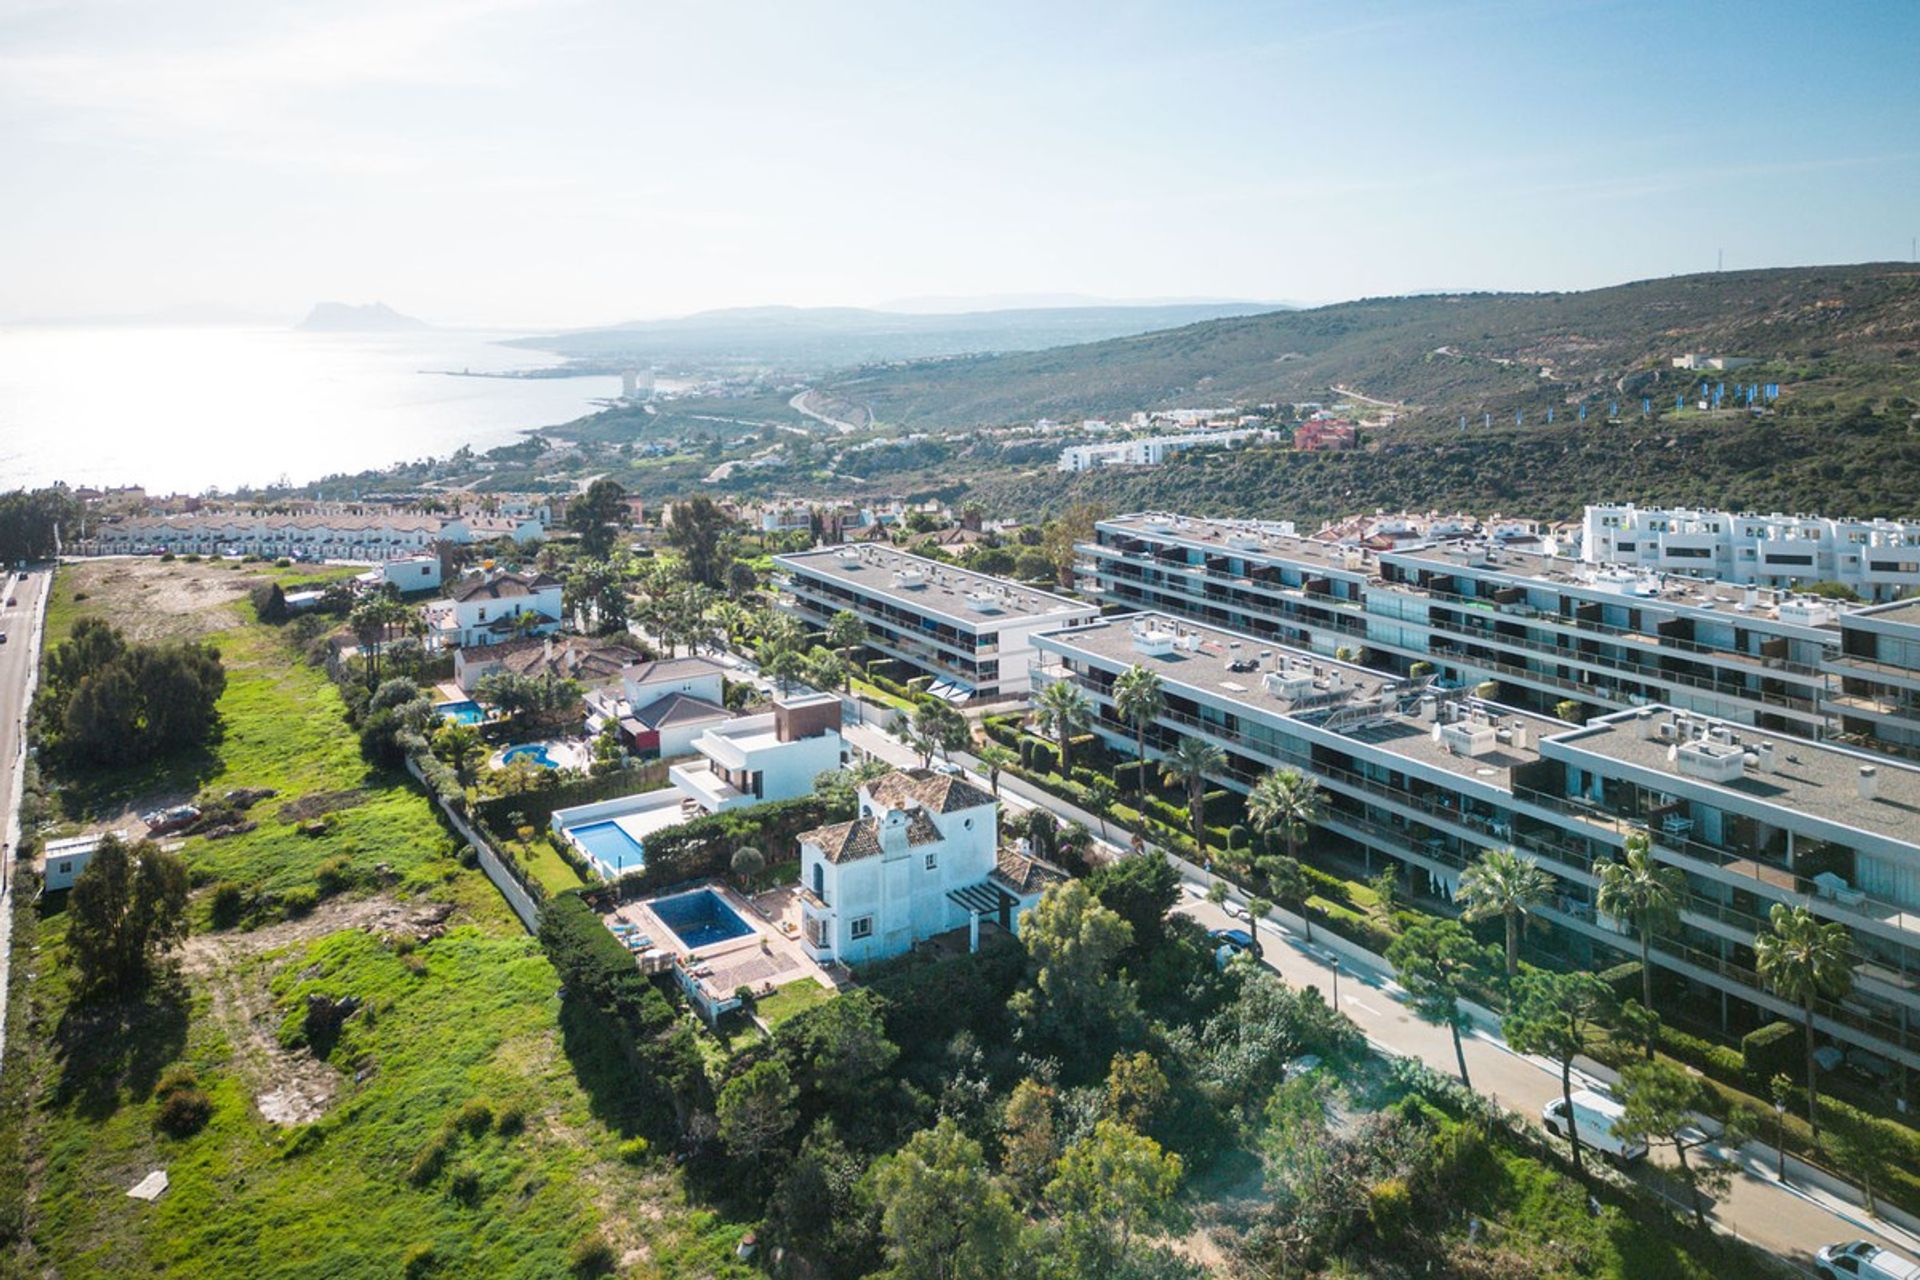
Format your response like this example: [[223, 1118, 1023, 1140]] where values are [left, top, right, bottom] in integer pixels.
[[1346, 997, 1382, 1017]]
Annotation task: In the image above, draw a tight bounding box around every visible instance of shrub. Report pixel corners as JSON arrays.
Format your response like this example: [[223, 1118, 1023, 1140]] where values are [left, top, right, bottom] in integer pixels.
[[495, 1105, 526, 1137], [616, 1135, 650, 1164], [1228, 823, 1250, 851], [155, 1088, 213, 1137], [280, 885, 318, 918], [209, 881, 248, 929], [569, 1234, 616, 1277], [447, 1164, 482, 1204], [1029, 741, 1058, 775], [314, 856, 355, 898], [160, 552, 175, 562], [1743, 1021, 1799, 1083], [1597, 960, 1641, 1004], [407, 1128, 453, 1186], [401, 1243, 438, 1278], [456, 1098, 494, 1137]]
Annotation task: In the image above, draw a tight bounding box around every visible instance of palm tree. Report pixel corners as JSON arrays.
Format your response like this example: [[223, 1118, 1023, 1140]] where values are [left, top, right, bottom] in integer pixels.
[[974, 743, 1016, 797], [1595, 833, 1684, 1032], [1160, 736, 1225, 859], [1033, 679, 1092, 777], [1459, 847, 1555, 982], [1247, 767, 1325, 866], [1754, 902, 1854, 1140], [1111, 664, 1164, 792], [825, 609, 866, 664]]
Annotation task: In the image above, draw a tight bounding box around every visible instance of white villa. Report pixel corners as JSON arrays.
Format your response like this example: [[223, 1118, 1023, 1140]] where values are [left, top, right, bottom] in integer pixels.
[[424, 570, 564, 649], [796, 770, 1063, 966]]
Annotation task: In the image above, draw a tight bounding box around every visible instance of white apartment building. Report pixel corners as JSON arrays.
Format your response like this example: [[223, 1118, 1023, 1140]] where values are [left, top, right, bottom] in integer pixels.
[[1058, 428, 1275, 473], [774, 545, 1099, 700], [796, 770, 1061, 965], [87, 510, 542, 559], [1584, 504, 1920, 601]]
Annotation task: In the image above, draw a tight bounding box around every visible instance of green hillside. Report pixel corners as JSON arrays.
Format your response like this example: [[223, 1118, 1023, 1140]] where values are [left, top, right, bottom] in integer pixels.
[[826, 263, 1920, 427]]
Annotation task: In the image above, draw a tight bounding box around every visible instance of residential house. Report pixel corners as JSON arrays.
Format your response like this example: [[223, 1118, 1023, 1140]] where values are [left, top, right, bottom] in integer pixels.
[[455, 634, 642, 694], [795, 770, 1062, 965], [425, 570, 564, 649]]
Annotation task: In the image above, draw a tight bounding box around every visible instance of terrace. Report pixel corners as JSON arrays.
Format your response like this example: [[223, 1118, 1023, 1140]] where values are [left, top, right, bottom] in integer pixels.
[[604, 881, 843, 1022]]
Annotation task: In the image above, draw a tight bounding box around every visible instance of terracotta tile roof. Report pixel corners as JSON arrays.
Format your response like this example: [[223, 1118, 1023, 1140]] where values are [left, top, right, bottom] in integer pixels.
[[448, 571, 563, 603], [905, 811, 943, 846], [992, 849, 1067, 897], [868, 770, 995, 815], [800, 818, 885, 864]]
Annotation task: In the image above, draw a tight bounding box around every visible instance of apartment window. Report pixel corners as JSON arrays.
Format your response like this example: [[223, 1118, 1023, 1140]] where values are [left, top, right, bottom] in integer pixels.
[[850, 916, 874, 940], [925, 852, 938, 871]]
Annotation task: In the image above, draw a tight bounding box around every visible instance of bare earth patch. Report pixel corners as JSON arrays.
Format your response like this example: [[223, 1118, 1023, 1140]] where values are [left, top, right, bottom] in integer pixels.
[[58, 559, 272, 644], [275, 789, 369, 823], [178, 895, 453, 1126]]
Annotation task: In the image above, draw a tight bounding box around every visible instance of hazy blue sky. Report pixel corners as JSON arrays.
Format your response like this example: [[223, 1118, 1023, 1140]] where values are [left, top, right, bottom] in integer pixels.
[[4, 0, 1916, 326]]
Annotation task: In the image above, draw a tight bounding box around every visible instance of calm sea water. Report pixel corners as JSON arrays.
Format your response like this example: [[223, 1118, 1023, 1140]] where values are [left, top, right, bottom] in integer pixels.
[[0, 326, 624, 494]]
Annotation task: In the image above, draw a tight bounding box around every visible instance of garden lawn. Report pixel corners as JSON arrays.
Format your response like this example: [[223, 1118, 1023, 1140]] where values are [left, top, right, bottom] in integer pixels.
[[754, 980, 834, 1030], [5, 570, 754, 1279]]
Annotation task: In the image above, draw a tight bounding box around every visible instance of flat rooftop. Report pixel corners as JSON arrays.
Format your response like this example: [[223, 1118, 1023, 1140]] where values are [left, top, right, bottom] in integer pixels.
[[1039, 611, 1391, 713], [1384, 542, 1849, 627], [1098, 513, 1363, 574], [777, 545, 1095, 625], [1551, 709, 1920, 849], [1040, 611, 1554, 784], [1855, 597, 1920, 630]]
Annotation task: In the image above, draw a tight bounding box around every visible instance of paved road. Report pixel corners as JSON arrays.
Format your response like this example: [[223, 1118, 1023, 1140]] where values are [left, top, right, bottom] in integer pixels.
[[839, 713, 1920, 1272], [0, 562, 52, 1062]]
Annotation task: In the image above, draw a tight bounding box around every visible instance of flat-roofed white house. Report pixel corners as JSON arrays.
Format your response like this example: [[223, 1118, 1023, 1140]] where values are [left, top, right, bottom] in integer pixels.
[[671, 691, 845, 812], [795, 770, 1063, 965], [424, 570, 564, 649], [376, 554, 443, 594]]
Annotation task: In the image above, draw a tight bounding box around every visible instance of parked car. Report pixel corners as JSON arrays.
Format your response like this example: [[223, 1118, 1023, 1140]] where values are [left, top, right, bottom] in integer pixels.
[[1541, 1089, 1648, 1165], [140, 804, 201, 836], [1209, 927, 1255, 952], [1815, 1241, 1920, 1280]]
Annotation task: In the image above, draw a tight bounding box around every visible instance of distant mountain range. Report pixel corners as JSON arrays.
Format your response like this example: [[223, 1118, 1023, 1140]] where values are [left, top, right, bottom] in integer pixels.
[[296, 301, 427, 333], [818, 262, 1920, 427], [506, 301, 1287, 369]]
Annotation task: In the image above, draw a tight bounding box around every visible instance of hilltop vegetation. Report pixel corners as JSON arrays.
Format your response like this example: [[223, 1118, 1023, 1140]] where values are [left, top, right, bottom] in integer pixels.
[[961, 397, 1920, 526], [825, 263, 1920, 428]]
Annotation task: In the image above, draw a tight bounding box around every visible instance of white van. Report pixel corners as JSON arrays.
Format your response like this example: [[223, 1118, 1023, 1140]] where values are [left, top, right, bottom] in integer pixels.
[[1541, 1088, 1648, 1165], [1816, 1241, 1920, 1280]]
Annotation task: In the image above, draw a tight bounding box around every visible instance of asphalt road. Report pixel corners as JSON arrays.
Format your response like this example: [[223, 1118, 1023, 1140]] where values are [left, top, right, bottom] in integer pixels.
[[0, 562, 51, 1062], [838, 717, 1920, 1273]]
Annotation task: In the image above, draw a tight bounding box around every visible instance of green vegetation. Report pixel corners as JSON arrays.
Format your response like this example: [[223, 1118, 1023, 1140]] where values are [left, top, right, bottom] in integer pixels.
[[2, 561, 750, 1279]]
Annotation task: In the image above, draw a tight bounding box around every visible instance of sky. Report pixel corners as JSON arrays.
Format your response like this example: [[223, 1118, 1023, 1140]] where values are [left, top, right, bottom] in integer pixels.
[[3, 0, 1917, 328]]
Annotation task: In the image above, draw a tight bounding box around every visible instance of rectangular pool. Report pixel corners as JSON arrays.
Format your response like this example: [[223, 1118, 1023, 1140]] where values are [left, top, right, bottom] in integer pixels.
[[649, 888, 753, 950], [569, 820, 647, 876], [436, 699, 485, 725]]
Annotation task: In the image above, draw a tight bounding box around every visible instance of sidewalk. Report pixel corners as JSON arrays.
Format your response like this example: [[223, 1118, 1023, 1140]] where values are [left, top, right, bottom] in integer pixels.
[[840, 701, 1920, 1270]]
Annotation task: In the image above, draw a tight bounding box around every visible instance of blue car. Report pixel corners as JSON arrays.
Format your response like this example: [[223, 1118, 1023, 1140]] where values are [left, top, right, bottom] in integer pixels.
[[1209, 927, 1255, 952]]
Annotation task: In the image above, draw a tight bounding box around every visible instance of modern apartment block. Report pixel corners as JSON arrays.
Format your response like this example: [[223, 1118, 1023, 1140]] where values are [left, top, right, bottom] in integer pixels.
[[773, 545, 1099, 700], [1827, 599, 1920, 759], [1031, 612, 1920, 1078], [1583, 504, 1920, 602], [1076, 512, 1842, 740]]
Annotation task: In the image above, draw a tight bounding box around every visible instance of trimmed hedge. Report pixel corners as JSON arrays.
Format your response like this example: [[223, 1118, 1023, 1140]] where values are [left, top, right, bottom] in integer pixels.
[[1597, 960, 1642, 1004], [474, 762, 670, 831], [1742, 1021, 1799, 1083], [609, 793, 853, 900]]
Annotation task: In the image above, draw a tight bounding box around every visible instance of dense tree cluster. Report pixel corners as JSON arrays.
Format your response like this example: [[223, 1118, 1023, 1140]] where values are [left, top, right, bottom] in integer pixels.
[[0, 487, 78, 562], [41, 619, 226, 768], [64, 835, 191, 995]]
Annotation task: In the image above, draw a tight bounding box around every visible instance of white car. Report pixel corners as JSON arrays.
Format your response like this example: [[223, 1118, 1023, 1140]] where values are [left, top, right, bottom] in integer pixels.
[[1222, 901, 1248, 920], [1817, 1241, 1920, 1280]]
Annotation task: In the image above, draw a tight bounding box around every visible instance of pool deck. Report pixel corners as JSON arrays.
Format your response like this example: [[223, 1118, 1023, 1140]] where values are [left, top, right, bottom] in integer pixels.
[[604, 880, 843, 1008]]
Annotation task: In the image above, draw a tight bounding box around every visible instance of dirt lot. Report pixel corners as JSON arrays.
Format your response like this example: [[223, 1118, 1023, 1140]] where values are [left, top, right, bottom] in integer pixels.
[[177, 895, 452, 1126], [54, 557, 341, 645]]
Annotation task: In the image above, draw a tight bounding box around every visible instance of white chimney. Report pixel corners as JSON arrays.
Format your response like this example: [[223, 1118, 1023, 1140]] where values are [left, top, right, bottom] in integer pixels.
[[1858, 766, 1879, 802], [1756, 742, 1777, 773], [1636, 708, 1659, 740], [1510, 723, 1529, 751]]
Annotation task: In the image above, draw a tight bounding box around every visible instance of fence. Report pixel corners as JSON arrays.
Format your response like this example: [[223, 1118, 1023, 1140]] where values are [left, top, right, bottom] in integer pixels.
[[405, 755, 541, 932]]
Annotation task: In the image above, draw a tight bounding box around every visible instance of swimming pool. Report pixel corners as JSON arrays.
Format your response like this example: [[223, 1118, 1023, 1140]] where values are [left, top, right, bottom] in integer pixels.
[[650, 888, 753, 950], [501, 743, 558, 768], [436, 700, 485, 725], [569, 820, 647, 874]]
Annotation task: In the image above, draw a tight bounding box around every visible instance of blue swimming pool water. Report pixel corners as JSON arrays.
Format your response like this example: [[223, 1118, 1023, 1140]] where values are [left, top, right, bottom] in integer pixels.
[[501, 743, 558, 768], [569, 821, 646, 875], [436, 699, 485, 725], [650, 888, 753, 950]]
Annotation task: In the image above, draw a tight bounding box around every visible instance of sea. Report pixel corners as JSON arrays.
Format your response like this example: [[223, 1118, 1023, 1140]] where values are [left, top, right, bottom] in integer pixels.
[[0, 325, 627, 495]]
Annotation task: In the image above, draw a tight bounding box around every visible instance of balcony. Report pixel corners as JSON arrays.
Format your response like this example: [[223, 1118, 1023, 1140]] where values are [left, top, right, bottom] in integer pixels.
[[669, 761, 751, 812]]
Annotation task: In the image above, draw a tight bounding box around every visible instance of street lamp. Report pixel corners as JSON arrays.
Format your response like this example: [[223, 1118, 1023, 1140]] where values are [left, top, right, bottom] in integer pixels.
[[1330, 956, 1340, 1013]]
